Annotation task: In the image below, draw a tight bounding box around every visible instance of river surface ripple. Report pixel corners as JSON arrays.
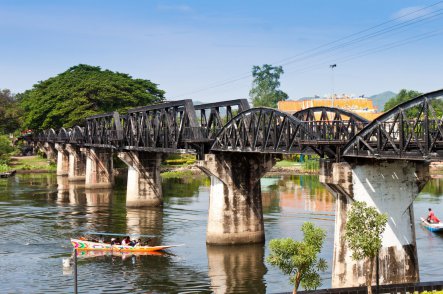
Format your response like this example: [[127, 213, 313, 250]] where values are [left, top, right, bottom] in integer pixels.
[[0, 173, 442, 293]]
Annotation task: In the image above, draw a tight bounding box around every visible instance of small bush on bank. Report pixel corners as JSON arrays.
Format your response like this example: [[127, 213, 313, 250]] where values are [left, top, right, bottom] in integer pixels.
[[164, 156, 196, 166], [303, 158, 319, 171], [0, 164, 11, 172]]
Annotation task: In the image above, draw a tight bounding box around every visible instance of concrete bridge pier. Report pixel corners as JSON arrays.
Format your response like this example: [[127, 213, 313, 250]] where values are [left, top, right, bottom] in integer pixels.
[[84, 147, 114, 189], [198, 153, 275, 245], [54, 143, 69, 176], [65, 144, 86, 182], [117, 151, 163, 207], [320, 159, 430, 287], [38, 142, 57, 162]]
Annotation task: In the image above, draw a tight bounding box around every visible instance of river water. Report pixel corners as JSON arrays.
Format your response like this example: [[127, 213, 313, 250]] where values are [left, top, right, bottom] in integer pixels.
[[1, 173, 443, 293]]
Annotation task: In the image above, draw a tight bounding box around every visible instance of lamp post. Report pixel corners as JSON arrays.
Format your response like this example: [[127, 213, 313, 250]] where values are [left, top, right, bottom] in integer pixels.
[[330, 64, 337, 107]]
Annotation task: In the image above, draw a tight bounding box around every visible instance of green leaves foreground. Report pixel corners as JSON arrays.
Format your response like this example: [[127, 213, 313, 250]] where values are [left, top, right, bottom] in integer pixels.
[[345, 201, 388, 261], [267, 222, 327, 293]]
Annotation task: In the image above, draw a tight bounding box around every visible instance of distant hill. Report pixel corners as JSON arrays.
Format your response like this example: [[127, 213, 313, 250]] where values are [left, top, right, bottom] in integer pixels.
[[370, 91, 397, 112]]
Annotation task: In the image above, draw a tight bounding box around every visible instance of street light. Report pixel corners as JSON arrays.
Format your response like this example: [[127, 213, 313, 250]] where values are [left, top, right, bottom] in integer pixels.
[[330, 64, 337, 107]]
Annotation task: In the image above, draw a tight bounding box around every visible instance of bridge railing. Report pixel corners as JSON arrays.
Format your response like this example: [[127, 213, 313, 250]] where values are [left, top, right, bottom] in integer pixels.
[[300, 120, 368, 142]]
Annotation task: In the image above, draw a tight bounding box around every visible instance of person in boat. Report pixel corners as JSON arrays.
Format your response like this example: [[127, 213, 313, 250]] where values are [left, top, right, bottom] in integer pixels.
[[111, 237, 121, 245], [122, 236, 131, 246], [427, 208, 441, 223]]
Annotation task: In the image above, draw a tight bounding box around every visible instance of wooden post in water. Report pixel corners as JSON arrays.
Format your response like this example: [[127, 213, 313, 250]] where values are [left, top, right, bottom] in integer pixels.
[[376, 251, 380, 294], [74, 248, 78, 294]]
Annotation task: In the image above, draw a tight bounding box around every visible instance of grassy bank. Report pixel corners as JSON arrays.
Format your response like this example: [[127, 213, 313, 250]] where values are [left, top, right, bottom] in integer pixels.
[[8, 156, 56, 172]]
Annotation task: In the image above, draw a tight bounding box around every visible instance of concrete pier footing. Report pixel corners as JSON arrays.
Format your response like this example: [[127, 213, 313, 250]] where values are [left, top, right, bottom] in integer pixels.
[[65, 144, 86, 182], [84, 148, 114, 189], [198, 153, 275, 245], [320, 159, 430, 287], [55, 143, 69, 176], [38, 142, 57, 162], [117, 151, 163, 207]]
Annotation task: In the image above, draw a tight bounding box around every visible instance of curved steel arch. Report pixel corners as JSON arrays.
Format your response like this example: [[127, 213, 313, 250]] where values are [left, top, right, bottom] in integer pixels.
[[293, 106, 369, 143], [210, 107, 337, 156], [293, 106, 368, 123], [69, 126, 85, 144], [57, 128, 69, 143], [342, 88, 443, 160], [45, 128, 57, 143]]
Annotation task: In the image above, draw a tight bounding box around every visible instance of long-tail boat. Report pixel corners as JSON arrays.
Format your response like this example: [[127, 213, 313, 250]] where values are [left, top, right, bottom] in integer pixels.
[[71, 238, 180, 253]]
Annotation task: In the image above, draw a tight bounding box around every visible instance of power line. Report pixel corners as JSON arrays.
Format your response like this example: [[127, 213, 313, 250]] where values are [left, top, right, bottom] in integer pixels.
[[283, 29, 443, 76], [170, 1, 443, 99]]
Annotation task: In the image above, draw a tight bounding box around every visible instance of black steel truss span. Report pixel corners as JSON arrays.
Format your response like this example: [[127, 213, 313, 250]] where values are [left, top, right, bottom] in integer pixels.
[[210, 107, 369, 158], [121, 99, 199, 152], [342, 89, 443, 161], [84, 112, 123, 148], [193, 99, 250, 143], [293, 106, 369, 151], [210, 108, 335, 156]]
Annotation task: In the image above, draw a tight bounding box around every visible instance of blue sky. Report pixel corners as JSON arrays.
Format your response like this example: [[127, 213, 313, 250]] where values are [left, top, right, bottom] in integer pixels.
[[1, 0, 443, 102]]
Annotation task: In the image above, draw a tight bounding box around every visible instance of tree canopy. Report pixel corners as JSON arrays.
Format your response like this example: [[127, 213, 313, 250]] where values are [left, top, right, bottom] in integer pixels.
[[383, 89, 422, 112], [267, 222, 327, 294], [19, 64, 165, 130], [0, 89, 22, 134], [345, 201, 388, 294], [383, 89, 443, 119], [250, 64, 288, 108]]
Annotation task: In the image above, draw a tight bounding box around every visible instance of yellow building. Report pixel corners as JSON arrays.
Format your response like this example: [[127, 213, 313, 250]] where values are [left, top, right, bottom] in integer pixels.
[[278, 95, 383, 121]]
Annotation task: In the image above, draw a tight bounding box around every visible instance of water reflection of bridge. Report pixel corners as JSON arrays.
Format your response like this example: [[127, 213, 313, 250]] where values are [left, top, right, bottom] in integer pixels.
[[261, 175, 335, 215]]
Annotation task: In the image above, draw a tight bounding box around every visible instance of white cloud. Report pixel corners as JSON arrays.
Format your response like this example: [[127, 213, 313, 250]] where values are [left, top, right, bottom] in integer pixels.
[[392, 6, 435, 21]]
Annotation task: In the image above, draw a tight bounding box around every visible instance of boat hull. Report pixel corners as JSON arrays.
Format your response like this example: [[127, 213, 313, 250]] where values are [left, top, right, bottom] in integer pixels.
[[420, 217, 443, 232], [71, 239, 175, 252]]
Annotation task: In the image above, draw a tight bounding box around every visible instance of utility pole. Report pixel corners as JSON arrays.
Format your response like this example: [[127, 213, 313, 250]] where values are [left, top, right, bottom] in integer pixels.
[[330, 64, 337, 107]]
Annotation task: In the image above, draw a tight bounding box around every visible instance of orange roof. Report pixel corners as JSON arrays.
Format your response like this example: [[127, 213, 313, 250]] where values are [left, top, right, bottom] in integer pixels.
[[278, 97, 382, 121]]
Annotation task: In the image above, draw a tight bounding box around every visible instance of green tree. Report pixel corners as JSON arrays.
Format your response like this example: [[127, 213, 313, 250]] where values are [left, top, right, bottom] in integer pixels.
[[345, 201, 388, 294], [19, 64, 165, 130], [250, 64, 288, 108], [383, 89, 422, 111], [0, 89, 22, 134], [0, 134, 15, 164], [267, 222, 327, 294]]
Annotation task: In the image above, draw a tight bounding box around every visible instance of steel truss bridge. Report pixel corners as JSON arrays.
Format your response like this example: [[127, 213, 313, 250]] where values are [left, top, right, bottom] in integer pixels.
[[35, 89, 443, 162]]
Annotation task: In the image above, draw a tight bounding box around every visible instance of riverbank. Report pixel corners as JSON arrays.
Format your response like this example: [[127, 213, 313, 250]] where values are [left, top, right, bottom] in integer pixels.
[[7, 156, 56, 173], [7, 156, 319, 176], [10, 156, 443, 177]]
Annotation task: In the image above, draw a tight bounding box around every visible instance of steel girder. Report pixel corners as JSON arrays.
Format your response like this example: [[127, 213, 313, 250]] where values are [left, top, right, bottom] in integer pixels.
[[210, 107, 334, 156], [120, 100, 199, 152], [194, 99, 250, 143], [83, 112, 122, 149], [293, 106, 369, 159], [342, 89, 443, 161]]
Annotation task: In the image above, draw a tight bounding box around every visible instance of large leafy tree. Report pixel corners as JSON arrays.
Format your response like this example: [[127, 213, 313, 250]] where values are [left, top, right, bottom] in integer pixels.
[[19, 64, 165, 130], [383, 89, 443, 121], [383, 89, 422, 111], [345, 201, 388, 294], [267, 222, 327, 294], [250, 64, 288, 108], [0, 89, 22, 134]]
